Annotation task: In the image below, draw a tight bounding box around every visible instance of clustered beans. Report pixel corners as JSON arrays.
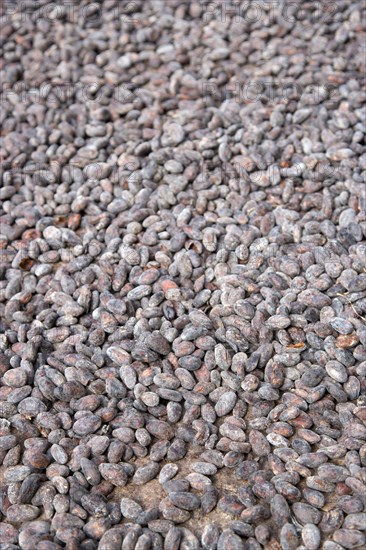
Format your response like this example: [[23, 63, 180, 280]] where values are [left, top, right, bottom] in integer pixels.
[[0, 0, 366, 549]]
